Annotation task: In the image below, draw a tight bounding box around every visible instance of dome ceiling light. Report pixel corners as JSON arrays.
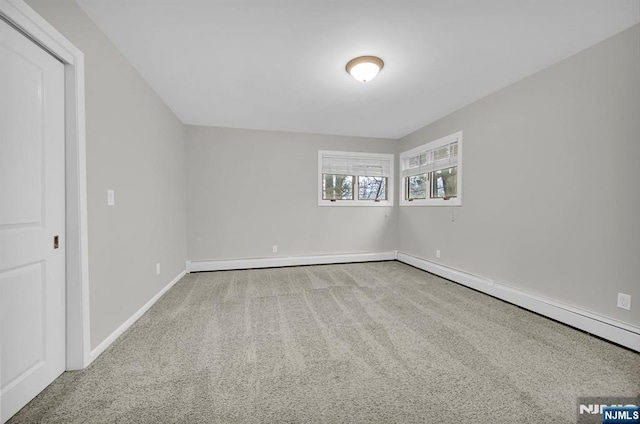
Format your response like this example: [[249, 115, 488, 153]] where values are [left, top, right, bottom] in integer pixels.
[[345, 56, 384, 82]]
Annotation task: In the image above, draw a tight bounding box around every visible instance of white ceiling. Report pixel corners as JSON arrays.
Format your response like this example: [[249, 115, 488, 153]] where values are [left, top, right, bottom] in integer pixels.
[[76, 0, 639, 139]]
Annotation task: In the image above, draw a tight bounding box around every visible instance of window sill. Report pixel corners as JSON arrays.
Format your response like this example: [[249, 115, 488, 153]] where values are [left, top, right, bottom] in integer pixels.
[[318, 201, 394, 207], [399, 199, 462, 207]]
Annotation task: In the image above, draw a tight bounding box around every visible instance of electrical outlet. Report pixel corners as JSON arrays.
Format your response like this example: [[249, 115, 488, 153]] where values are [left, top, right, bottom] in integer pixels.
[[272, 245, 278, 253], [617, 293, 631, 310], [156, 263, 161, 275], [436, 249, 441, 259]]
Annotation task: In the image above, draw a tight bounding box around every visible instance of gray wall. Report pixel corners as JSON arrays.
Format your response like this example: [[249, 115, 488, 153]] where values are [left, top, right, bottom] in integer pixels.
[[397, 24, 640, 327], [187, 126, 397, 261], [21, 0, 640, 346], [25, 0, 188, 349]]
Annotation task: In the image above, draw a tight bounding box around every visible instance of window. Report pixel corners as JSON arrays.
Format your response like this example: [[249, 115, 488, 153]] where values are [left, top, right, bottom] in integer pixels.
[[322, 174, 353, 200], [318, 151, 394, 206], [407, 174, 427, 200], [400, 131, 462, 206], [358, 176, 387, 201]]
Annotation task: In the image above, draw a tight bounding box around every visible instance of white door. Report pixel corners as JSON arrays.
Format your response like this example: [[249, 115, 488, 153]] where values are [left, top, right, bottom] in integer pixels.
[[0, 18, 66, 423]]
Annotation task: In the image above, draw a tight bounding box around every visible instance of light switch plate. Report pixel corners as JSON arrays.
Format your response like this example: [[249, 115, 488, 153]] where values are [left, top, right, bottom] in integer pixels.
[[107, 189, 115, 206]]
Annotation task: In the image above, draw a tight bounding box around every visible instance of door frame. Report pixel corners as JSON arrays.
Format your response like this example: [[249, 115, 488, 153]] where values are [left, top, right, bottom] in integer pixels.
[[0, 0, 91, 371]]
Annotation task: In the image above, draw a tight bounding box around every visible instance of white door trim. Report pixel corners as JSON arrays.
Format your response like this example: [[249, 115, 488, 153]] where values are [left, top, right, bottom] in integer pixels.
[[0, 0, 91, 370]]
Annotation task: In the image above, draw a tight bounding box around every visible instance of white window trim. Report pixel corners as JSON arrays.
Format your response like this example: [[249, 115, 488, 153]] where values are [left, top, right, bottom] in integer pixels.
[[318, 150, 394, 207], [400, 131, 463, 207]]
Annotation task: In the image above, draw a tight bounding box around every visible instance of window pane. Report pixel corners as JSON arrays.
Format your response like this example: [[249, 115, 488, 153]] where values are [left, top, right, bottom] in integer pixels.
[[358, 176, 386, 201], [430, 166, 457, 199], [407, 174, 427, 200], [322, 174, 353, 200]]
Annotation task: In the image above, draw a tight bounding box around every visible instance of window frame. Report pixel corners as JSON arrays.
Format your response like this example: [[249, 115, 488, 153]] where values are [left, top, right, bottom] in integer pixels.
[[399, 131, 462, 207], [318, 150, 394, 207]]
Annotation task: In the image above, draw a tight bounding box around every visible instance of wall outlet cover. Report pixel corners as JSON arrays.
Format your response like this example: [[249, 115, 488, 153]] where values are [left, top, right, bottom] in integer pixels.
[[617, 293, 631, 310]]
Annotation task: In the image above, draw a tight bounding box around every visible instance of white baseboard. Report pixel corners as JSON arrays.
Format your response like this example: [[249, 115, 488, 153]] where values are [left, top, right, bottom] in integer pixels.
[[396, 252, 640, 352], [89, 270, 187, 363], [187, 251, 398, 273]]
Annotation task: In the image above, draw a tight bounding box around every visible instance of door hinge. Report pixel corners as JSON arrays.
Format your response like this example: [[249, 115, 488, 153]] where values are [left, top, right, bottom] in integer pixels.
[[54, 235, 59, 249]]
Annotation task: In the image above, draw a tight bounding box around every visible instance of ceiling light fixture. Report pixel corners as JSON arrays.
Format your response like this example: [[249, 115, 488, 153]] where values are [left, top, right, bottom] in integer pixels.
[[346, 56, 384, 82]]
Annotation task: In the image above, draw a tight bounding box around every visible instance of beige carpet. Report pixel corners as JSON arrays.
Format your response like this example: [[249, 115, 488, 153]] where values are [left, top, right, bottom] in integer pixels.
[[8, 261, 639, 423]]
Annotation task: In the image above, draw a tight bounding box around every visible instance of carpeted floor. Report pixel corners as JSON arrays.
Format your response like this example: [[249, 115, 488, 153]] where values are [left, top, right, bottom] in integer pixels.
[[8, 261, 639, 423]]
